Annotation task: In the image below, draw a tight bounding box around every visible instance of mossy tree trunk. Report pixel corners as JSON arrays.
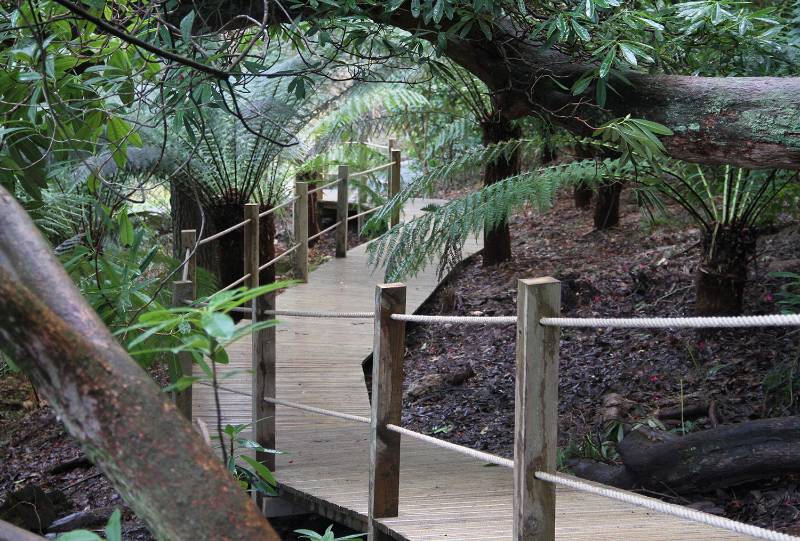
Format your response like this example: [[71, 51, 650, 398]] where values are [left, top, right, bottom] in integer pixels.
[[0, 188, 280, 541]]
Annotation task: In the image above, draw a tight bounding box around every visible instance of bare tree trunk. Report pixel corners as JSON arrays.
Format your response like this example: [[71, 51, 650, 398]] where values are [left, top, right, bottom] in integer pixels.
[[593, 182, 622, 229], [0, 188, 279, 541], [481, 115, 520, 266], [695, 225, 756, 316], [574, 184, 593, 209]]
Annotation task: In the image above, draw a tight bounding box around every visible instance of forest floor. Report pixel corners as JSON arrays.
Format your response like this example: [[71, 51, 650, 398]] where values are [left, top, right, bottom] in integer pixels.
[[401, 188, 800, 534], [3, 190, 800, 537]]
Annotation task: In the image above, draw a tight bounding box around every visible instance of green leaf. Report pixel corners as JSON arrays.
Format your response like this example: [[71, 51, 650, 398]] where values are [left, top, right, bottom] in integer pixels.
[[180, 10, 195, 43], [201, 312, 235, 341], [56, 532, 103, 541], [240, 455, 277, 485], [105, 509, 122, 541], [630, 118, 674, 136], [118, 208, 133, 246], [571, 19, 590, 41], [432, 0, 444, 23], [618, 42, 637, 66], [599, 47, 615, 79]]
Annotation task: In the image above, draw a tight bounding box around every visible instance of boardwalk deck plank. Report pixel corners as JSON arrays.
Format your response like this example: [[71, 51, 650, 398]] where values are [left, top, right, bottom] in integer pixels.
[[194, 198, 756, 540]]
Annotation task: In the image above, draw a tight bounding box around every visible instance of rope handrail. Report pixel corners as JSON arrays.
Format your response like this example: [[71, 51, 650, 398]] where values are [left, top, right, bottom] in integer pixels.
[[391, 313, 517, 325], [341, 140, 391, 150], [181, 248, 191, 281], [196, 218, 251, 246], [347, 205, 383, 222], [265, 309, 374, 318], [258, 243, 300, 272], [541, 313, 800, 329], [308, 221, 341, 242], [259, 196, 299, 219], [535, 471, 798, 541], [385, 424, 514, 468], [307, 178, 340, 195], [198, 382, 370, 424], [220, 272, 251, 292], [350, 161, 395, 178]]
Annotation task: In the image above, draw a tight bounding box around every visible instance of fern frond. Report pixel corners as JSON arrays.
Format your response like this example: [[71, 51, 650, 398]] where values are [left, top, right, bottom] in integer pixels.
[[367, 159, 627, 281]]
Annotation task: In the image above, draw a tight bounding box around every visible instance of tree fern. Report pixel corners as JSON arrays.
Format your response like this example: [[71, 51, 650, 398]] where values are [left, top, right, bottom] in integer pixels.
[[367, 159, 627, 281]]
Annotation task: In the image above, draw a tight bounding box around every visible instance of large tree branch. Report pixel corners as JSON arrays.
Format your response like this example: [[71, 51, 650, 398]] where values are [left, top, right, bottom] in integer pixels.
[[0, 187, 279, 541], [176, 1, 800, 169]]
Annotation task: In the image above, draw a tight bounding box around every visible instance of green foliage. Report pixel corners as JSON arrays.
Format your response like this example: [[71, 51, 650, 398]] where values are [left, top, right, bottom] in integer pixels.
[[57, 508, 121, 541], [118, 283, 287, 381], [773, 272, 800, 314], [367, 158, 621, 280], [217, 422, 281, 497], [763, 356, 800, 414], [294, 525, 365, 541]]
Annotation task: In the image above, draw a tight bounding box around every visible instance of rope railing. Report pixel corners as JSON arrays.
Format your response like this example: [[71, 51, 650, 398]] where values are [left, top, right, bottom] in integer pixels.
[[385, 424, 514, 468], [347, 205, 383, 222], [219, 272, 251, 292], [196, 218, 252, 247], [341, 140, 391, 150], [540, 313, 800, 328], [259, 196, 299, 219], [350, 161, 395, 178], [391, 313, 517, 325], [265, 309, 374, 318], [535, 471, 798, 541], [258, 243, 300, 272], [308, 221, 341, 242], [199, 382, 370, 424], [307, 178, 340, 196]]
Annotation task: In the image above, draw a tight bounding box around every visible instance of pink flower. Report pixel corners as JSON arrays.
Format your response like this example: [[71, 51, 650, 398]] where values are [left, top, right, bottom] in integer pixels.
[[764, 293, 774, 302], [649, 375, 659, 383]]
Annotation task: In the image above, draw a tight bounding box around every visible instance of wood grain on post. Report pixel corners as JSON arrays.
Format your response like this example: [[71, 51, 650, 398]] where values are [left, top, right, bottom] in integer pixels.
[[170, 280, 194, 419], [369, 283, 406, 540], [180, 229, 197, 298], [243, 203, 275, 470], [514, 277, 561, 541], [390, 149, 401, 228], [294, 182, 309, 282], [336, 165, 349, 258]]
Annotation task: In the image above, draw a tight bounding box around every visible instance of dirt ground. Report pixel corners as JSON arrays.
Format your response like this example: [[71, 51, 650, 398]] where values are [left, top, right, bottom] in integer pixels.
[[401, 189, 800, 534], [3, 189, 800, 537]]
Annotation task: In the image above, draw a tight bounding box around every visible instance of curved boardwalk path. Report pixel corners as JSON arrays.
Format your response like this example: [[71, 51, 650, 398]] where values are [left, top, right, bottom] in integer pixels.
[[194, 199, 754, 540]]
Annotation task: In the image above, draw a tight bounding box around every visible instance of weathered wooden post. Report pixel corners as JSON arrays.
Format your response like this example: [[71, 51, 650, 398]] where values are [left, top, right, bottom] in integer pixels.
[[244, 203, 276, 470], [294, 181, 309, 282], [514, 277, 561, 541], [389, 143, 401, 228], [170, 279, 194, 419], [181, 229, 197, 298], [336, 165, 349, 258], [369, 283, 406, 540]]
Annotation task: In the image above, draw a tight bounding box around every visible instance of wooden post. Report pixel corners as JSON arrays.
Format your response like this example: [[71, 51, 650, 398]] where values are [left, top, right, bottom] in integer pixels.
[[336, 165, 349, 258], [170, 279, 194, 419], [293, 181, 309, 282], [389, 149, 401, 228], [244, 203, 276, 470], [513, 277, 561, 541], [369, 283, 406, 540], [181, 229, 197, 298]]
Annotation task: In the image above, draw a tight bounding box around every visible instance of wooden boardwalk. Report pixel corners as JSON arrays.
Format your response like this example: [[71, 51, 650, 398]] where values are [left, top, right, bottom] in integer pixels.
[[193, 198, 756, 540]]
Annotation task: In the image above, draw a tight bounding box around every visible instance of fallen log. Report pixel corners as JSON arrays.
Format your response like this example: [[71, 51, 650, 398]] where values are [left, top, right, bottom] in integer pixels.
[[617, 416, 800, 492]]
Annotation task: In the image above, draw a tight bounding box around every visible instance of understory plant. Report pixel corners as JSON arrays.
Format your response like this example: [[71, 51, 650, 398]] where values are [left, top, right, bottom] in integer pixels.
[[640, 165, 795, 315]]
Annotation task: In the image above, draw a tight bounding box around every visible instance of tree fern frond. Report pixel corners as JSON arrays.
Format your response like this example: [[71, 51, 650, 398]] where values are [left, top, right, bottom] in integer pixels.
[[367, 159, 625, 281]]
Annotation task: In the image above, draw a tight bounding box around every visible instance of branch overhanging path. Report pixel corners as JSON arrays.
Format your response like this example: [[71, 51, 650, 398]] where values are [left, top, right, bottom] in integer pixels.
[[173, 1, 800, 170]]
